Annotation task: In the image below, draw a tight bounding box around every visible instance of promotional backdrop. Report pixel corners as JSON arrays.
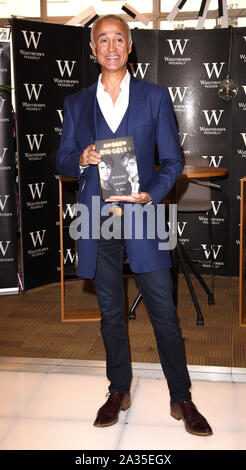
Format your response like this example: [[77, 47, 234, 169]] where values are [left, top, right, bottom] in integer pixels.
[[231, 28, 246, 277], [10, 19, 246, 290], [0, 40, 18, 294], [157, 28, 231, 275], [11, 20, 86, 289]]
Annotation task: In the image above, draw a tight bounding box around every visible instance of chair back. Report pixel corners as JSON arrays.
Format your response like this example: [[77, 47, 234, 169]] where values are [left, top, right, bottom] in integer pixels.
[[177, 157, 212, 212]]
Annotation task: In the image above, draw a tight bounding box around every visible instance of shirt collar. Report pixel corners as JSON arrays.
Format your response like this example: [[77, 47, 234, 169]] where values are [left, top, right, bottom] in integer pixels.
[[97, 70, 130, 93]]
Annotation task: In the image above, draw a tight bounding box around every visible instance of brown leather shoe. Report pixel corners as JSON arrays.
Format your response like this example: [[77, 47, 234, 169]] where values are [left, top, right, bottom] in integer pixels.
[[170, 400, 213, 436], [94, 392, 131, 427]]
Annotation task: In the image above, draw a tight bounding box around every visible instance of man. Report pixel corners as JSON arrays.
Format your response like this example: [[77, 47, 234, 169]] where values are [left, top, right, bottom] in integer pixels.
[[56, 14, 212, 437], [98, 156, 115, 199], [120, 153, 140, 194]]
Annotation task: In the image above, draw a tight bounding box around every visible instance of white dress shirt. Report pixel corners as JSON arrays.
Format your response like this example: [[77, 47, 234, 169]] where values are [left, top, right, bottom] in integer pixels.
[[80, 70, 130, 172], [97, 69, 130, 133]]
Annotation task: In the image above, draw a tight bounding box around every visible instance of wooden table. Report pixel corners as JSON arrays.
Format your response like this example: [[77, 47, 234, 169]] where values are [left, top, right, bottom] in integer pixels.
[[181, 165, 228, 179], [59, 176, 100, 322]]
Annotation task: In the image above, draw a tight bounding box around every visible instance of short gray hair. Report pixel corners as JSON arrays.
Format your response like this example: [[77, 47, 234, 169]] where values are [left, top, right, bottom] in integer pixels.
[[90, 14, 132, 46]]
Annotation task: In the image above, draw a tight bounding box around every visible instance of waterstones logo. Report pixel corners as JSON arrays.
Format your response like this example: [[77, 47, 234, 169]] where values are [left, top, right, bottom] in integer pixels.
[[237, 132, 246, 158], [167, 220, 189, 244], [168, 87, 188, 103], [0, 147, 7, 164], [177, 221, 187, 237], [56, 60, 76, 77], [20, 30, 45, 60], [201, 155, 224, 167], [241, 132, 246, 146], [26, 134, 44, 151], [54, 109, 63, 136], [203, 110, 224, 125], [57, 109, 63, 124], [238, 86, 246, 111], [0, 47, 7, 72], [54, 60, 79, 88], [28, 230, 48, 257], [0, 96, 6, 113], [89, 53, 97, 63], [0, 147, 10, 170], [56, 202, 77, 226], [203, 62, 225, 79], [0, 31, 7, 40], [28, 182, 45, 199], [201, 62, 225, 88], [200, 110, 226, 135], [211, 201, 223, 218], [22, 30, 42, 49], [164, 39, 191, 65], [22, 83, 46, 111], [0, 240, 14, 262], [0, 96, 9, 123], [60, 248, 76, 266], [201, 243, 224, 269], [25, 134, 46, 161], [240, 38, 246, 63], [59, 203, 77, 220], [0, 194, 12, 217], [179, 132, 190, 155], [0, 240, 10, 256], [29, 230, 46, 247], [178, 221, 189, 243], [24, 83, 43, 100], [201, 244, 222, 260], [0, 195, 9, 211], [128, 63, 150, 79], [168, 87, 189, 113], [27, 183, 47, 210], [199, 201, 224, 226]]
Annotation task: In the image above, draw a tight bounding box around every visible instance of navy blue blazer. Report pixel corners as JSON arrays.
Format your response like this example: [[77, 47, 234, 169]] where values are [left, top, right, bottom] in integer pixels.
[[56, 77, 184, 278]]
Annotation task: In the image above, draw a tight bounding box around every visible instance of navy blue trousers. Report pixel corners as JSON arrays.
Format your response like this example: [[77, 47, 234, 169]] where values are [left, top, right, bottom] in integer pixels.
[[93, 220, 191, 404]]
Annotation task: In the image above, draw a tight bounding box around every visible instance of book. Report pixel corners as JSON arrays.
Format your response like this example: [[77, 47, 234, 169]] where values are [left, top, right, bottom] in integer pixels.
[[96, 136, 140, 200]]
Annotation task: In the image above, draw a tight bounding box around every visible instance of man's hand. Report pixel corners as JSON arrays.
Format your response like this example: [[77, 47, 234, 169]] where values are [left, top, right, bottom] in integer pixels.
[[79, 144, 101, 166], [105, 192, 152, 204]]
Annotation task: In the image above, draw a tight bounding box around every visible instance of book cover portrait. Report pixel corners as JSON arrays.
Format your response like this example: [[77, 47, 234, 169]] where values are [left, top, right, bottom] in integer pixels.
[[96, 136, 140, 200]]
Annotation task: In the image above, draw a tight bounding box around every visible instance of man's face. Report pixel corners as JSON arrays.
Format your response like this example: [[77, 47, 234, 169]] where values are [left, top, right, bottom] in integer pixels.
[[90, 18, 132, 74], [99, 161, 112, 181], [125, 158, 138, 179]]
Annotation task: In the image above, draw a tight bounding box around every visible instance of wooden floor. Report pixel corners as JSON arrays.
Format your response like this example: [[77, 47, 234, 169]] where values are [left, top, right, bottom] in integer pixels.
[[0, 274, 245, 368]]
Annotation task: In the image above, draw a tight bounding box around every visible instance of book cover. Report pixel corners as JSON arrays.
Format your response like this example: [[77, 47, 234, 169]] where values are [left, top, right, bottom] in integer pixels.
[[96, 136, 140, 200]]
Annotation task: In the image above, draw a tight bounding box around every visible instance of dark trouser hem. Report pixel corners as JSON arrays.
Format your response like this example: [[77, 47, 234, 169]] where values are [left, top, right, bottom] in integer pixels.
[[108, 388, 130, 394], [170, 392, 192, 404]]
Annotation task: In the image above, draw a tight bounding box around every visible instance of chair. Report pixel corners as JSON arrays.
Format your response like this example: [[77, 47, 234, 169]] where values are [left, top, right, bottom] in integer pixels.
[[174, 156, 215, 326]]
